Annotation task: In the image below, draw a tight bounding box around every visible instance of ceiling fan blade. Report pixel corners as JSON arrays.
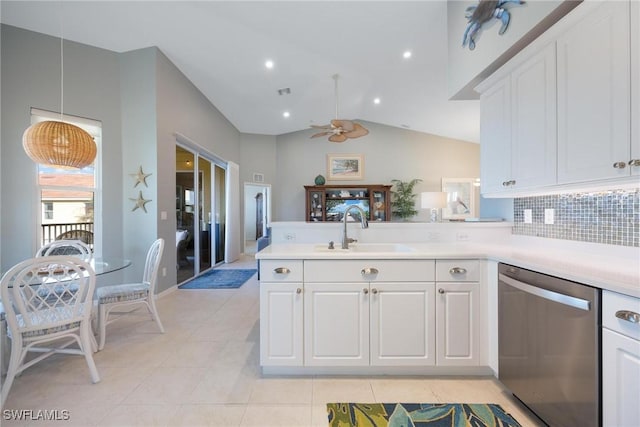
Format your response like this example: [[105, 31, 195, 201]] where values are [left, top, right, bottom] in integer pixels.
[[311, 131, 332, 138], [310, 124, 331, 130], [328, 134, 348, 143], [331, 119, 355, 132], [344, 123, 369, 139]]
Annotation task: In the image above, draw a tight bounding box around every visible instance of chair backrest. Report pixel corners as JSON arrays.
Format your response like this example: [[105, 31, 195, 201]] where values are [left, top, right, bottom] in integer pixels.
[[0, 256, 96, 335], [142, 238, 165, 293], [56, 229, 94, 245], [37, 240, 93, 262]]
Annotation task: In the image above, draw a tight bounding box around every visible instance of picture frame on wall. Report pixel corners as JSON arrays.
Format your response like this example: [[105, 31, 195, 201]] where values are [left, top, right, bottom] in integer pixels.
[[327, 154, 364, 180], [441, 178, 475, 219]]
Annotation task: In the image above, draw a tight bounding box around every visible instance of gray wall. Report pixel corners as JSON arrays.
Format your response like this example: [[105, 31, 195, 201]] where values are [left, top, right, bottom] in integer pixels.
[[1, 25, 123, 272], [274, 121, 481, 222]]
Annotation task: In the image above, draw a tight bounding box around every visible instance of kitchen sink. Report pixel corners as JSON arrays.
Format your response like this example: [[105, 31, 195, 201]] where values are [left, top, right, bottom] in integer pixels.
[[313, 243, 416, 253]]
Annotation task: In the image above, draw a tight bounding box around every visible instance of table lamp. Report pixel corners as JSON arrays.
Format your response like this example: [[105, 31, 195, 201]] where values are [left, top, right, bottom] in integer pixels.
[[421, 192, 447, 222]]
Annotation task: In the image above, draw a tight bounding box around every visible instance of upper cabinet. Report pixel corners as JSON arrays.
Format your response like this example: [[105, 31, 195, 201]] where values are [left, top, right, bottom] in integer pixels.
[[477, 0, 639, 197], [557, 0, 630, 183], [632, 0, 640, 175]]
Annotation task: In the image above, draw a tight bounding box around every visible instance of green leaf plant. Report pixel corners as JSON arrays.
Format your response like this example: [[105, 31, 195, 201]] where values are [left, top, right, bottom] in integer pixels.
[[390, 178, 422, 220]]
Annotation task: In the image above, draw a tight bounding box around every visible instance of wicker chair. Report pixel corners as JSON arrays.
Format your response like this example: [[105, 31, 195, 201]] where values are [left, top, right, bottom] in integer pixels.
[[37, 239, 93, 262], [0, 256, 100, 406], [56, 229, 94, 245], [96, 238, 165, 350]]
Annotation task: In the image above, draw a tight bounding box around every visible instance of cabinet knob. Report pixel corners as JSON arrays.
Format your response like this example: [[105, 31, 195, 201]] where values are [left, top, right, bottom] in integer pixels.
[[273, 267, 291, 274], [361, 267, 379, 275], [371, 288, 378, 295], [613, 161, 627, 169], [449, 267, 467, 275], [363, 288, 369, 295], [296, 288, 302, 294], [615, 310, 640, 324], [502, 180, 516, 187], [438, 288, 445, 294], [629, 159, 640, 167]]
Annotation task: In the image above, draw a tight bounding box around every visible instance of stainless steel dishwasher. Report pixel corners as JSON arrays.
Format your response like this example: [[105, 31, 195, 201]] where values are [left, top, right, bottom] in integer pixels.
[[498, 263, 601, 427]]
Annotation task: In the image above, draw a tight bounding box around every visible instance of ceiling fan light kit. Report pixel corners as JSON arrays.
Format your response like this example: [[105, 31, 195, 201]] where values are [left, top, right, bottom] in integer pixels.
[[310, 74, 369, 143]]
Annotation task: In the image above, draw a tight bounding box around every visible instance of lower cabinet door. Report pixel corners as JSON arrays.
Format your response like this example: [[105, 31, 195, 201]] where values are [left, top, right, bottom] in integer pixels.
[[304, 282, 369, 366], [603, 328, 640, 427], [370, 282, 436, 366], [259, 282, 304, 366], [436, 283, 479, 366]]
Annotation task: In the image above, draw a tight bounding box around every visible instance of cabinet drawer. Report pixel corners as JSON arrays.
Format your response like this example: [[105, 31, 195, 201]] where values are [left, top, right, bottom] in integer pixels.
[[603, 290, 640, 340], [260, 260, 303, 282], [305, 260, 435, 282], [436, 260, 479, 282]]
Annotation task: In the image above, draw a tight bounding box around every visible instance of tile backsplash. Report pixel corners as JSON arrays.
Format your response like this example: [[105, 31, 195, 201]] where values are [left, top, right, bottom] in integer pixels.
[[513, 189, 639, 247]]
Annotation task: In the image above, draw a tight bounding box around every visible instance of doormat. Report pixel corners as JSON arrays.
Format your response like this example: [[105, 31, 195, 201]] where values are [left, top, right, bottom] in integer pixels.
[[178, 269, 256, 289], [327, 403, 522, 427]]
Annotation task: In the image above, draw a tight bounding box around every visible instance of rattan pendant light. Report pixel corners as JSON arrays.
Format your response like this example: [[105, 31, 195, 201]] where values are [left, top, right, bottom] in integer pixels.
[[22, 7, 96, 169]]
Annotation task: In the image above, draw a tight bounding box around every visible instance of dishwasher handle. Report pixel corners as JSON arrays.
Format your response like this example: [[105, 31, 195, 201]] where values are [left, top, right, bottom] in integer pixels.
[[499, 273, 591, 311]]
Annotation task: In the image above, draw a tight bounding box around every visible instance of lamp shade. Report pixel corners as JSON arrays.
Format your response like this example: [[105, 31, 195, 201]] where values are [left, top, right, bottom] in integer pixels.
[[22, 120, 96, 169], [420, 192, 447, 209]]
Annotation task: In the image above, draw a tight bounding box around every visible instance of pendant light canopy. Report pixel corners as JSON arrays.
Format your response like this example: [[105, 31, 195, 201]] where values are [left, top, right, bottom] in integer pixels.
[[23, 120, 96, 169]]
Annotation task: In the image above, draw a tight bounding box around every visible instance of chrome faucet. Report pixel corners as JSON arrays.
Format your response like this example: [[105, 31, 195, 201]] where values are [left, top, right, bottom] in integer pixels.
[[342, 205, 369, 249]]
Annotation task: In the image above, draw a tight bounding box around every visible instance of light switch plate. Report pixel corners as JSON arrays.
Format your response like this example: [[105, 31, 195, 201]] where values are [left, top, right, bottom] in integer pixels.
[[544, 208, 555, 225], [524, 209, 532, 224]]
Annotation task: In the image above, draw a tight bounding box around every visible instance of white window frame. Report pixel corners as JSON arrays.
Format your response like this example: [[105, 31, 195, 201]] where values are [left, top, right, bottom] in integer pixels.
[[31, 108, 103, 257]]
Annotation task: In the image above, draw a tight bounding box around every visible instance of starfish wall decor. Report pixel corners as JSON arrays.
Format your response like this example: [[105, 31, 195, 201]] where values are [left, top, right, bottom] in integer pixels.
[[130, 190, 152, 213], [130, 165, 152, 188]]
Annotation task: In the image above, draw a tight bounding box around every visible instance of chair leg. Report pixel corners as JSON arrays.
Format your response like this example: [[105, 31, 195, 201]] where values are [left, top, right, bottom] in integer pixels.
[[1, 337, 24, 407], [148, 297, 165, 333], [80, 322, 100, 383], [97, 304, 109, 351]]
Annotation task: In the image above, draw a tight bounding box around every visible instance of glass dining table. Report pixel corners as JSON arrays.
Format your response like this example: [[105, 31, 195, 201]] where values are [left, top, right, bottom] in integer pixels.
[[91, 257, 132, 276]]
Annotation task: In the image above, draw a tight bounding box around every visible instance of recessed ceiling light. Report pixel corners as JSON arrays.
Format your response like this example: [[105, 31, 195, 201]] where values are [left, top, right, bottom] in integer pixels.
[[373, 97, 381, 105], [403, 50, 412, 59], [283, 111, 290, 118], [265, 59, 274, 69]]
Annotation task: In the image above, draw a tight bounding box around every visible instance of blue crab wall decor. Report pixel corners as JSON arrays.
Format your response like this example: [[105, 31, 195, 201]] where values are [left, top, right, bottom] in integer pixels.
[[463, 0, 525, 50]]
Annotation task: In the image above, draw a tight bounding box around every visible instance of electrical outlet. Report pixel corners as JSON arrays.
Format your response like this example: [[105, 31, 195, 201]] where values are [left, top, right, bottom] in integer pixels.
[[160, 211, 167, 220], [284, 232, 296, 241], [524, 209, 532, 224], [544, 208, 555, 225], [162, 267, 167, 277], [456, 232, 469, 241]]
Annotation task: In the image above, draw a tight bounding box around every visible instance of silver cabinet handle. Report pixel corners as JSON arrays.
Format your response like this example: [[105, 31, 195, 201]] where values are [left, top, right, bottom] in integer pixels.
[[613, 161, 627, 169], [371, 288, 378, 295], [502, 180, 516, 187], [615, 310, 640, 324], [363, 288, 369, 295], [438, 288, 445, 294], [361, 267, 379, 275], [449, 267, 467, 275], [629, 159, 640, 167], [273, 267, 291, 274], [296, 288, 302, 294]]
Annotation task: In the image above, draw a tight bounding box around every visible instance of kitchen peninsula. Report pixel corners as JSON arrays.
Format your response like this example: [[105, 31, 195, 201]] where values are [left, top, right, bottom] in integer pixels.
[[256, 221, 640, 376]]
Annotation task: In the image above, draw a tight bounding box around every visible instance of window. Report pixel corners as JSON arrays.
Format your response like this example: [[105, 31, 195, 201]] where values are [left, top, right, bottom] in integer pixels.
[[32, 109, 101, 250]]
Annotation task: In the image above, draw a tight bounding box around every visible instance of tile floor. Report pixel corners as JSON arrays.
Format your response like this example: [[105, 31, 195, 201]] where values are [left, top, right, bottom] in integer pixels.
[[1, 255, 545, 427]]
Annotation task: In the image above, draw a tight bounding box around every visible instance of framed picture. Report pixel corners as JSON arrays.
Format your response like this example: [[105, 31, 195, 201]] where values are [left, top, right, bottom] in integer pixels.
[[441, 178, 475, 219], [327, 154, 364, 180]]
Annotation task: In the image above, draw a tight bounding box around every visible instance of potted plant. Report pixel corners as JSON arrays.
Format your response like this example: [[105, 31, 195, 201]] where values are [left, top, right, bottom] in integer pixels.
[[390, 178, 422, 220]]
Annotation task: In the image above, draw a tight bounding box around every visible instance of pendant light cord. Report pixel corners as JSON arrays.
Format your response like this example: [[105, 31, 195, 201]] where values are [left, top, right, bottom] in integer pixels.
[[333, 74, 339, 119], [60, 1, 64, 121]]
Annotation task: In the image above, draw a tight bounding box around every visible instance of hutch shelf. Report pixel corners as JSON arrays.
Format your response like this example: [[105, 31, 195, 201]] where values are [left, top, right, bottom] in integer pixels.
[[304, 185, 392, 222]]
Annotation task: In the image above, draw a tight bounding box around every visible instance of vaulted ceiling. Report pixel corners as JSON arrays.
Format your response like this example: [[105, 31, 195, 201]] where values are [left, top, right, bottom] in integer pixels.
[[1, 1, 480, 142]]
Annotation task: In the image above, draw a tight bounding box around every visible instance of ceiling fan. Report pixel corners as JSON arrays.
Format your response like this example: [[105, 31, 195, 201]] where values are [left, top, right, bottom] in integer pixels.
[[310, 74, 369, 143]]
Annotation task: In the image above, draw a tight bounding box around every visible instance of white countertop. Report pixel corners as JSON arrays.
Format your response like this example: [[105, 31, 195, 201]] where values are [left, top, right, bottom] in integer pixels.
[[256, 239, 640, 298]]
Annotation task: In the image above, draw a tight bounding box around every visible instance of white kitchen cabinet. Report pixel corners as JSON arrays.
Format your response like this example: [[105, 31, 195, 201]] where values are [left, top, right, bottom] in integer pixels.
[[304, 282, 370, 366], [631, 0, 640, 175], [304, 259, 436, 367], [259, 260, 304, 366], [435, 260, 480, 366], [370, 282, 435, 366], [260, 282, 304, 366], [602, 290, 640, 427], [478, 43, 556, 195], [479, 75, 511, 195], [557, 0, 631, 184]]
